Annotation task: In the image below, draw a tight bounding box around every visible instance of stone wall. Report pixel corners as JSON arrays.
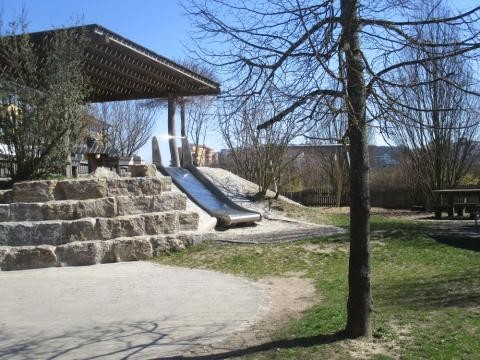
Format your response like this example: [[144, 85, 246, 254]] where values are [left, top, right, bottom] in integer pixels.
[[0, 176, 201, 271]]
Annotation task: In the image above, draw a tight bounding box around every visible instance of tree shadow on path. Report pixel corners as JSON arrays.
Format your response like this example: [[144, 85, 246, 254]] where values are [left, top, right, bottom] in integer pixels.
[[157, 331, 346, 360]]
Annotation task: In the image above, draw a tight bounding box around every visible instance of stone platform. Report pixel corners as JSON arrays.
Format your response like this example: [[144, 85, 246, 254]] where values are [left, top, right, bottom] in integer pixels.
[[0, 176, 200, 271]]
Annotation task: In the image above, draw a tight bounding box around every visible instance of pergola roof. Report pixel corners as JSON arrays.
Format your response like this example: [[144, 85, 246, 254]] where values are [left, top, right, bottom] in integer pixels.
[[26, 24, 221, 102]]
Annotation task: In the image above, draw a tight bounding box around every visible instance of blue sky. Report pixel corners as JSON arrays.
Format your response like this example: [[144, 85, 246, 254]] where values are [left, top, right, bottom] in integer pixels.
[[2, 0, 479, 161]]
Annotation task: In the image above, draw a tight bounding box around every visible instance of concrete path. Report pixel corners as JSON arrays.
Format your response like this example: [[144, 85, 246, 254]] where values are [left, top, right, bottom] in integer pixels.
[[0, 262, 269, 359]]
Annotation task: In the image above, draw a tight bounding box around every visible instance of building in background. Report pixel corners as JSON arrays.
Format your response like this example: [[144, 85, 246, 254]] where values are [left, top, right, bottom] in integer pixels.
[[180, 144, 218, 166]]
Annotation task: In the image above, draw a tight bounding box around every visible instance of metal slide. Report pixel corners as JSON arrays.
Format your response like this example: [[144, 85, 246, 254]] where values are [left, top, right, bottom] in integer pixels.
[[161, 165, 262, 227]]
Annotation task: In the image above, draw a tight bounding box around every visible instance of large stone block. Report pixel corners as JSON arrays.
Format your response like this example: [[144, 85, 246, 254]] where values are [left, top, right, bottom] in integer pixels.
[[95, 216, 146, 240], [144, 212, 178, 235], [56, 241, 105, 266], [1, 245, 57, 271], [106, 178, 142, 197], [116, 193, 186, 216], [150, 235, 185, 254], [57, 178, 108, 200], [9, 203, 43, 221], [0, 189, 12, 204], [151, 193, 186, 212], [178, 211, 199, 231], [5, 197, 117, 222], [107, 237, 153, 261], [7, 201, 75, 222], [31, 221, 65, 246], [176, 233, 196, 247], [128, 164, 158, 177], [0, 223, 19, 246], [116, 196, 151, 216], [139, 177, 171, 195], [12, 180, 58, 202], [76, 197, 116, 218], [106, 177, 171, 197], [63, 219, 97, 243], [40, 201, 76, 220], [0, 246, 9, 266], [0, 221, 64, 246], [0, 204, 10, 221]]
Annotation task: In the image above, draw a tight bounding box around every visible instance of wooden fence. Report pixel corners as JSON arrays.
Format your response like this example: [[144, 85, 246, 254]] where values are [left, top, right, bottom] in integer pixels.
[[283, 186, 414, 208], [281, 188, 339, 207], [0, 159, 12, 178]]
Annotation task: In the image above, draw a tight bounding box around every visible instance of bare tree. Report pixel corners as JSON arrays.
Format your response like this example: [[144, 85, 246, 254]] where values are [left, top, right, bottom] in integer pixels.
[[178, 62, 216, 165], [220, 94, 305, 198], [96, 101, 156, 157], [186, 0, 480, 337], [184, 95, 215, 166], [385, 5, 480, 203], [0, 14, 89, 181], [305, 107, 350, 206]]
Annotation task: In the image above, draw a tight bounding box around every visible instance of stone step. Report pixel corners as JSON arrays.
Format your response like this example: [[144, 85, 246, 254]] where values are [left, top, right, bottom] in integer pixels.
[[0, 231, 209, 271], [0, 193, 186, 222], [0, 211, 199, 247], [8, 176, 172, 203]]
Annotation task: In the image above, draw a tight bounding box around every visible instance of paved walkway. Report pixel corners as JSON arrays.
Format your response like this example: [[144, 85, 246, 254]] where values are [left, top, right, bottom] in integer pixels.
[[0, 262, 269, 359]]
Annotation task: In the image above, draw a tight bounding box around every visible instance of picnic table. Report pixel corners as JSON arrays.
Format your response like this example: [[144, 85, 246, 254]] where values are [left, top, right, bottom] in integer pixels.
[[432, 189, 480, 219]]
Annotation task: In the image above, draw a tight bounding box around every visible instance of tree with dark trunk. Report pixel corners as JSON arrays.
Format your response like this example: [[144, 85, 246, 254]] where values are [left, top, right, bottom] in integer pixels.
[[185, 0, 480, 338], [305, 101, 350, 207], [386, 4, 479, 204]]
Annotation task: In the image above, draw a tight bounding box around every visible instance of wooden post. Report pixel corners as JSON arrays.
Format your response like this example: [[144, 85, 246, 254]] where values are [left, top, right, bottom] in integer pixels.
[[168, 94, 180, 167]]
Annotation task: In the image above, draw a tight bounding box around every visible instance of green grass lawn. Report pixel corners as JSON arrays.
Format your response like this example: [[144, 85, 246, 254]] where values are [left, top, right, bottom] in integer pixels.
[[153, 215, 480, 359]]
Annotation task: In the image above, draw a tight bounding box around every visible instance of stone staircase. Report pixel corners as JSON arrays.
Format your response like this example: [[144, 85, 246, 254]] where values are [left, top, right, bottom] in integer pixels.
[[0, 176, 199, 271]]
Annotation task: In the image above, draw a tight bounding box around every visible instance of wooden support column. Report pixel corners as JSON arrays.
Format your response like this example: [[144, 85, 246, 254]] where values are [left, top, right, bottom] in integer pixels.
[[168, 94, 180, 167]]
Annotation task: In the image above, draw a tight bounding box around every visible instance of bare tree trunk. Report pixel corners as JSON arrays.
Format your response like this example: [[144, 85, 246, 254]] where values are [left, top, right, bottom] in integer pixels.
[[184, 0, 480, 341], [168, 95, 180, 167], [342, 0, 372, 338]]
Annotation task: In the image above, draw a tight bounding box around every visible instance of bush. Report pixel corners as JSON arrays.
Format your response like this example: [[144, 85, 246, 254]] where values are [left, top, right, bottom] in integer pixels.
[[0, 17, 89, 181]]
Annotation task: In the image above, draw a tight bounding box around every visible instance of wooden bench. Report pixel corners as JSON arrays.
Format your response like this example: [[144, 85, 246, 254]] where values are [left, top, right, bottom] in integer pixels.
[[433, 203, 480, 219], [433, 189, 480, 220], [454, 203, 480, 218], [433, 204, 453, 219]]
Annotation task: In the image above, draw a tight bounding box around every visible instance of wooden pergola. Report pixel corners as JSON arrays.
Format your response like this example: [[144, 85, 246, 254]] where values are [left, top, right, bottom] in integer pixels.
[[14, 24, 221, 167]]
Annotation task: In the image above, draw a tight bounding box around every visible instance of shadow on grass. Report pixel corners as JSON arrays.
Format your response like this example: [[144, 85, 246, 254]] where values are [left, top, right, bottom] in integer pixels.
[[158, 331, 346, 360], [431, 234, 480, 251], [377, 269, 480, 310], [424, 223, 480, 252]]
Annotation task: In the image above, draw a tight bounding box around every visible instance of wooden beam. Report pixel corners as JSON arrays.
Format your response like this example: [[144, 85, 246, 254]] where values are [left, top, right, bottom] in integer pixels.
[[92, 43, 202, 92], [85, 48, 175, 93]]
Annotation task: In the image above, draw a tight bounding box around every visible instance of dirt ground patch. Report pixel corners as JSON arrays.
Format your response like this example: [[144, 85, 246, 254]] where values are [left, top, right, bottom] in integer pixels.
[[189, 274, 318, 356], [316, 206, 423, 216]]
